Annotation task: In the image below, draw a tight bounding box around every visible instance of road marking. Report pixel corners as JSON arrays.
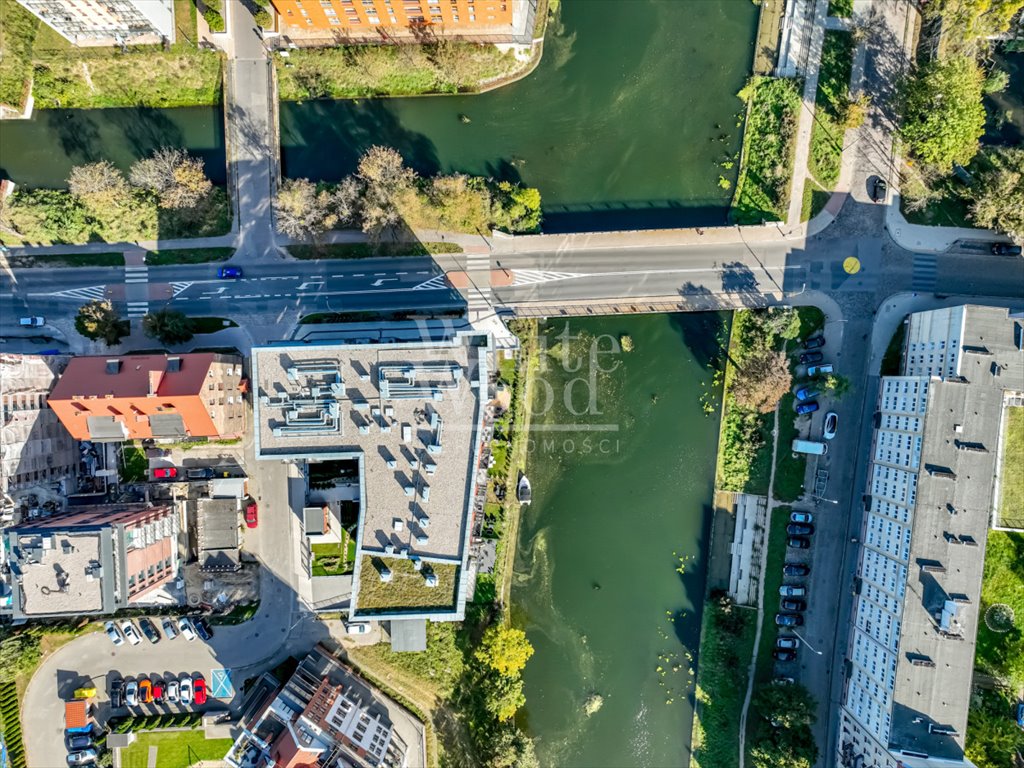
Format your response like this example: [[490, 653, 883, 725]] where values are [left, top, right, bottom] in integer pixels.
[[170, 282, 192, 297], [296, 281, 323, 290], [353, 273, 365, 277], [29, 285, 108, 301], [511, 269, 584, 286], [396, 271, 408, 275], [412, 275, 449, 291], [371, 278, 398, 287]]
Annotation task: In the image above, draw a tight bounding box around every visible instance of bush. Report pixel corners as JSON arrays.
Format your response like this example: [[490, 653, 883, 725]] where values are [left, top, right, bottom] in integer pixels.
[[202, 0, 225, 33]]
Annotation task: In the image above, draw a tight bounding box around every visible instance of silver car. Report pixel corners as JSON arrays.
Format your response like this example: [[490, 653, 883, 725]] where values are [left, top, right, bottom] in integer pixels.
[[125, 680, 139, 707], [161, 617, 178, 640], [779, 585, 807, 597], [104, 621, 123, 646]]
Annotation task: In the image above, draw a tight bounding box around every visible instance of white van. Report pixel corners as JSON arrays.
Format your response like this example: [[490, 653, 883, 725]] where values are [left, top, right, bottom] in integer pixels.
[[792, 439, 828, 456], [807, 363, 834, 376]]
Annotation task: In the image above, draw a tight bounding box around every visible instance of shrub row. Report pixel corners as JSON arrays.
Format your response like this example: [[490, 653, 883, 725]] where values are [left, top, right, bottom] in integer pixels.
[[108, 711, 203, 733], [203, 0, 225, 32], [0, 680, 27, 768]]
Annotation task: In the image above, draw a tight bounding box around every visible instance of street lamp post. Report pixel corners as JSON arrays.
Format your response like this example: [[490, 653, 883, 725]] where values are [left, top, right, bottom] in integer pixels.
[[791, 628, 823, 655]]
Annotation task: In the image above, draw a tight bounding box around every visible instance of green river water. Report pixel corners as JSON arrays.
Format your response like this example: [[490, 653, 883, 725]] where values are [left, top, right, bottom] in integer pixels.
[[512, 313, 726, 767]]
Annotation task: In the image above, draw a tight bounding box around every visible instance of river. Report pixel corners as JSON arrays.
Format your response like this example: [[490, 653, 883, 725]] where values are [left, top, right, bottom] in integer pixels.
[[512, 312, 726, 767], [280, 0, 759, 232]]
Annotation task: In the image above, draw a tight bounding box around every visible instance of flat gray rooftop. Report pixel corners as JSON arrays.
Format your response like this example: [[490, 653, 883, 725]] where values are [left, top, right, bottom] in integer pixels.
[[18, 532, 104, 615]]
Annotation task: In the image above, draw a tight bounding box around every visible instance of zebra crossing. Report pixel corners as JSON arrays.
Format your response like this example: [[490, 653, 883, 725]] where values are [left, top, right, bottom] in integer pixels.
[[124, 264, 149, 317], [464, 252, 492, 313], [911, 254, 938, 292]]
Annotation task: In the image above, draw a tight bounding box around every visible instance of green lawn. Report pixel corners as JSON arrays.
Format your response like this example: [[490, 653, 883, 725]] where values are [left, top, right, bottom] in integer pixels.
[[751, 506, 790, 687], [977, 530, 1024, 685], [801, 179, 831, 222], [881, 320, 907, 376], [146, 248, 234, 266], [120, 730, 233, 768], [311, 533, 356, 577], [998, 407, 1024, 527], [0, 0, 39, 109], [774, 396, 807, 502], [356, 556, 458, 612], [288, 242, 462, 260], [4, 252, 125, 268], [120, 444, 148, 483], [809, 31, 855, 190]]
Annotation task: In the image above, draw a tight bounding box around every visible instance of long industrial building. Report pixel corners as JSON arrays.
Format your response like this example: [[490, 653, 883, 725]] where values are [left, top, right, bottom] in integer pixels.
[[838, 305, 1024, 768], [14, 0, 174, 45]]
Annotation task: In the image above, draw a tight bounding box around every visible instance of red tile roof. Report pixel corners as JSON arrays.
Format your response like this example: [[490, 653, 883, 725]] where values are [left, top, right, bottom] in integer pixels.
[[50, 354, 214, 400]]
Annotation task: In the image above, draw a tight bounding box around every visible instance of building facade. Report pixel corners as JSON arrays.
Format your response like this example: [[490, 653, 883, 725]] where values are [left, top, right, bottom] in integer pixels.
[[269, 0, 534, 41], [0, 354, 78, 496], [838, 305, 1024, 768], [48, 353, 245, 443], [0, 504, 179, 619], [14, 0, 175, 45]]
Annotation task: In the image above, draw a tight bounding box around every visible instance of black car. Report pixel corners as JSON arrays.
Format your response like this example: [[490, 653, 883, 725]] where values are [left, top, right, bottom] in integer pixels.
[[787, 536, 811, 549], [783, 562, 810, 577], [65, 734, 93, 750], [772, 649, 797, 662], [187, 467, 216, 480], [138, 618, 160, 644], [192, 616, 214, 641], [776, 636, 800, 650], [799, 351, 824, 365], [802, 336, 825, 350], [991, 242, 1023, 256], [775, 613, 804, 627], [110, 678, 124, 709], [781, 598, 807, 612], [871, 177, 888, 203], [786, 523, 815, 536]]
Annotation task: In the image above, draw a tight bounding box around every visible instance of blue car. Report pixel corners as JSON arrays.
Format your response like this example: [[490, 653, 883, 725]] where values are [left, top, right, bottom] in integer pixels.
[[217, 266, 243, 279], [795, 386, 820, 402], [796, 401, 819, 415], [1017, 701, 1024, 728]]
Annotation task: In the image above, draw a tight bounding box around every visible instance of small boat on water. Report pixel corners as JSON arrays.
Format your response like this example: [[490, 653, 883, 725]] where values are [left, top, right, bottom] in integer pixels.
[[517, 473, 532, 505]]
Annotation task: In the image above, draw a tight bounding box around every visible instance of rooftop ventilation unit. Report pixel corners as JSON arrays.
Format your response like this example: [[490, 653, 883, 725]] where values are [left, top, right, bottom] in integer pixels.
[[416, 514, 430, 528], [421, 486, 430, 503], [399, 547, 409, 558], [412, 558, 423, 571], [402, 425, 412, 443], [424, 462, 437, 476], [384, 544, 395, 555], [393, 519, 404, 532], [414, 533, 429, 545], [424, 572, 438, 587], [379, 567, 392, 583], [386, 458, 397, 469], [404, 485, 414, 497]]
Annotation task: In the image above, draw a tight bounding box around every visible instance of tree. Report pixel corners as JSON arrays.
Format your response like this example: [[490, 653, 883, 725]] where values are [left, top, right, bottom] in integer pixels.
[[491, 181, 542, 233], [489, 726, 539, 768], [481, 674, 526, 722], [67, 161, 128, 207], [732, 349, 793, 414], [754, 683, 817, 730], [275, 178, 352, 240], [142, 309, 194, 345], [130, 148, 212, 210], [357, 145, 416, 192], [75, 300, 128, 346], [969, 146, 1024, 240], [923, 0, 1024, 41], [763, 307, 800, 342], [899, 56, 986, 169], [475, 625, 534, 677], [823, 373, 850, 398]]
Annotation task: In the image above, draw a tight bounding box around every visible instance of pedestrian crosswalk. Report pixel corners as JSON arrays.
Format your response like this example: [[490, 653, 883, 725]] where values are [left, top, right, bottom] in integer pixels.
[[912, 254, 938, 292], [124, 265, 149, 284], [124, 264, 149, 317], [464, 252, 491, 313], [126, 301, 150, 318]]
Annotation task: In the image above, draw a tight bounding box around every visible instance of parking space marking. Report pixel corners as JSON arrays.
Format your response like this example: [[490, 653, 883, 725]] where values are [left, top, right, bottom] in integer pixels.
[[210, 668, 233, 698]]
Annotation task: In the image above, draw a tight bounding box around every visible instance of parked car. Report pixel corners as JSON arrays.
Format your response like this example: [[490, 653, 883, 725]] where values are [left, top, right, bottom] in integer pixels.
[[66, 734, 93, 750], [217, 266, 243, 279], [871, 177, 888, 203], [786, 523, 815, 536], [179, 676, 194, 705], [18, 317, 44, 327], [783, 562, 810, 577], [138, 618, 160, 644], [166, 679, 180, 704], [153, 467, 177, 479], [245, 501, 259, 529], [799, 351, 824, 365], [775, 613, 804, 627], [66, 750, 98, 766], [992, 242, 1023, 256], [187, 467, 215, 480], [104, 621, 123, 646], [795, 386, 820, 402], [178, 617, 197, 642], [125, 680, 139, 707], [779, 585, 807, 597], [772, 649, 797, 662], [152, 679, 165, 704], [781, 598, 807, 612], [1017, 701, 1024, 728], [823, 411, 839, 440], [346, 622, 371, 635], [110, 678, 124, 709], [161, 617, 178, 640], [807, 363, 834, 376], [787, 536, 811, 549], [776, 636, 801, 650], [790, 511, 813, 524], [774, 676, 795, 685], [139, 678, 153, 704], [802, 336, 826, 350], [795, 401, 819, 415], [192, 616, 213, 642], [194, 676, 208, 706], [120, 620, 142, 646]]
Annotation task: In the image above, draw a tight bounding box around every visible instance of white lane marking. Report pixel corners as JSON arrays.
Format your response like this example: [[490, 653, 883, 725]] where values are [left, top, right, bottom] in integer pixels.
[[370, 278, 397, 287], [170, 282, 192, 297], [28, 285, 108, 301], [511, 269, 584, 286], [296, 281, 324, 290], [412, 275, 448, 291]]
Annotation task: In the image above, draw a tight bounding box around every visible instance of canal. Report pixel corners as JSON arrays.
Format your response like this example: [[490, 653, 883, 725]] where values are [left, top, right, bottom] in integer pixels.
[[512, 312, 726, 767], [0, 105, 226, 189], [280, 0, 759, 232]]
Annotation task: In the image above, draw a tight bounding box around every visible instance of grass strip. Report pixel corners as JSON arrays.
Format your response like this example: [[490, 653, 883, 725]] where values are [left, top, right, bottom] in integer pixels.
[[4, 252, 125, 268], [997, 408, 1024, 527], [146, 248, 234, 266], [0, 1, 39, 110], [288, 241, 462, 260], [977, 530, 1024, 685], [773, 396, 807, 502]]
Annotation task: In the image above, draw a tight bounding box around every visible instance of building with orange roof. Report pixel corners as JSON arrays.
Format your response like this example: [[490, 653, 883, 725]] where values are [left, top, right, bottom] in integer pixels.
[[48, 353, 245, 443]]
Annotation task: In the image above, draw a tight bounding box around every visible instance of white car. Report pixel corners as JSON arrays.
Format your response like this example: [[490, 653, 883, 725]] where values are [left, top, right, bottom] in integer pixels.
[[104, 621, 124, 646], [790, 511, 814, 524], [120, 620, 142, 646], [166, 679, 179, 704], [161, 618, 178, 640], [179, 676, 194, 705], [18, 317, 44, 327], [125, 680, 139, 707], [823, 411, 838, 440], [178, 616, 197, 641], [346, 622, 371, 635]]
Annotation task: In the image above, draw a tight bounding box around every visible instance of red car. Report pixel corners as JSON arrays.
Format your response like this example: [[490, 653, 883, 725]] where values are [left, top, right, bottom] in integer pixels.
[[193, 676, 207, 705], [153, 467, 177, 479], [152, 679, 165, 703], [245, 502, 258, 529]]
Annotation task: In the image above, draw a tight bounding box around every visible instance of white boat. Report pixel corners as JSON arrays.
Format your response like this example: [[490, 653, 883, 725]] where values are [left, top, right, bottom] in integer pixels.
[[517, 474, 532, 505]]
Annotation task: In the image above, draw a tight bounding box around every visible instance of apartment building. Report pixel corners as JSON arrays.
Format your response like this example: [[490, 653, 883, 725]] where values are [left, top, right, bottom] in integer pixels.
[[838, 305, 1024, 768], [14, 0, 174, 45], [48, 353, 246, 443], [270, 0, 535, 42], [0, 504, 179, 620], [0, 354, 78, 495]]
